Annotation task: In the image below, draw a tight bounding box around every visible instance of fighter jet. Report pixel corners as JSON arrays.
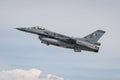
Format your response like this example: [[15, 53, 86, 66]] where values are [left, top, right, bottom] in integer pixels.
[[16, 26, 105, 53]]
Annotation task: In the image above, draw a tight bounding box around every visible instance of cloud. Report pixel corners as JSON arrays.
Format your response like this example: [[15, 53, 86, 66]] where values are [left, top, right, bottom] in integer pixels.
[[0, 69, 64, 80]]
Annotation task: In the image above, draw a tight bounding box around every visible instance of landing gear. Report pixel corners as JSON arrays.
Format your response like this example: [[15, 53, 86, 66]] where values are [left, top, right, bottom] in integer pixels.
[[74, 46, 81, 52], [41, 41, 50, 46], [94, 49, 99, 52], [93, 47, 99, 53]]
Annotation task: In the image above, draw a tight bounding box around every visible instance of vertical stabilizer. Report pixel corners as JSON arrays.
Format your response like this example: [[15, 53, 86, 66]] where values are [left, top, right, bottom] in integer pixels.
[[83, 30, 105, 43]]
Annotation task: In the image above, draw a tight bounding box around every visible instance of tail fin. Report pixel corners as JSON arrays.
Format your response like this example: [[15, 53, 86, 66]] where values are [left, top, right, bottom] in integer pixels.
[[83, 30, 105, 43]]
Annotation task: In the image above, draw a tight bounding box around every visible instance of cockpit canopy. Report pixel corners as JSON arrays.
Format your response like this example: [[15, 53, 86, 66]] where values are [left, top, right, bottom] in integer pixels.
[[31, 26, 45, 30]]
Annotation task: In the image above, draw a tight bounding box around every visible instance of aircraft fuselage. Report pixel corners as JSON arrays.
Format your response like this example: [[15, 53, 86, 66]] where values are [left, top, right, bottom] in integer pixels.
[[16, 26, 105, 53]]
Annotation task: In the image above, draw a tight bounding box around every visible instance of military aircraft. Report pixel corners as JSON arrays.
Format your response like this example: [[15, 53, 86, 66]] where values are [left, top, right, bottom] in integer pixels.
[[16, 26, 105, 53]]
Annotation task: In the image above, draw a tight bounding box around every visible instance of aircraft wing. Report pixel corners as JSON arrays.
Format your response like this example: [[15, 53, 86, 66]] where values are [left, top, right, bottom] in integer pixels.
[[56, 35, 76, 44], [58, 37, 76, 44]]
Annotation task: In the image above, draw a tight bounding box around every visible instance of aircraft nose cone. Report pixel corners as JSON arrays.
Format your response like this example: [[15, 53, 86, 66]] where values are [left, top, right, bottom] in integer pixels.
[[16, 28, 21, 30], [15, 28, 25, 31]]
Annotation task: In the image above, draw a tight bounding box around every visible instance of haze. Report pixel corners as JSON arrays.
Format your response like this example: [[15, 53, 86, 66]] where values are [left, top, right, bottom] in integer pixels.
[[0, 0, 120, 80]]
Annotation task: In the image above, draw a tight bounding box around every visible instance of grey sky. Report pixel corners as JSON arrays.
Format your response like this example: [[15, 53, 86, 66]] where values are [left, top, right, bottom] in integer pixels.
[[0, 0, 120, 80]]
